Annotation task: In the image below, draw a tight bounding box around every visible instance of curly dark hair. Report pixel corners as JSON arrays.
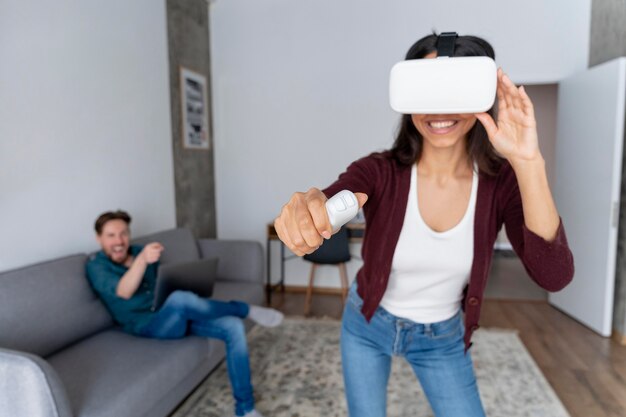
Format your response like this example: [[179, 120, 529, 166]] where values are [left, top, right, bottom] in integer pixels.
[[94, 210, 131, 235], [390, 33, 504, 176]]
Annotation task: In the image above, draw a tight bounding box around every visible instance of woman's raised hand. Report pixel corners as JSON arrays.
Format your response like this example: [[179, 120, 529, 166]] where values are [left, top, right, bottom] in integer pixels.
[[474, 68, 542, 164], [274, 188, 368, 256]]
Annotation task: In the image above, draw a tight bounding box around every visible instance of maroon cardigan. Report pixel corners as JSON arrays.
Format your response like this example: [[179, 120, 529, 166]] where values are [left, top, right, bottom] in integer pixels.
[[322, 151, 574, 351]]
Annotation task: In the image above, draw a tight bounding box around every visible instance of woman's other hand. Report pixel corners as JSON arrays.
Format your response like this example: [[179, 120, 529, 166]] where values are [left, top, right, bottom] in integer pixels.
[[474, 68, 542, 165]]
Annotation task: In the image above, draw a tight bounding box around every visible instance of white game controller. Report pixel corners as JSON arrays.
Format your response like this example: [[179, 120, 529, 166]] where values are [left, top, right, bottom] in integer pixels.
[[325, 190, 359, 232]]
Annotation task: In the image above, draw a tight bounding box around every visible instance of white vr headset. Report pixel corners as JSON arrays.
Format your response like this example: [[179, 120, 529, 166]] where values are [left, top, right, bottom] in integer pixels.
[[389, 32, 497, 114]]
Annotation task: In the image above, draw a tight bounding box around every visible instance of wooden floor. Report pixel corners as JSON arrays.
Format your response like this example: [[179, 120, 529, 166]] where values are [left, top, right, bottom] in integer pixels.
[[268, 291, 626, 417]]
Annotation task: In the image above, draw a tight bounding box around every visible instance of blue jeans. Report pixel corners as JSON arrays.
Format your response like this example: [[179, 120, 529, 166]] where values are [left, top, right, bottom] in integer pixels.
[[137, 290, 254, 416], [341, 285, 485, 417]]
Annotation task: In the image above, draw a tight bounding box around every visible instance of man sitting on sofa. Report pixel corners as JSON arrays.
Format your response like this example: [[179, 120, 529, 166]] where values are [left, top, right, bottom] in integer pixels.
[[86, 210, 282, 417]]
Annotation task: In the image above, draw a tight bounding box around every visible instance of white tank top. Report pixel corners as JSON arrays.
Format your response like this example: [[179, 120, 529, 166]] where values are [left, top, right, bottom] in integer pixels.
[[379, 163, 478, 323]]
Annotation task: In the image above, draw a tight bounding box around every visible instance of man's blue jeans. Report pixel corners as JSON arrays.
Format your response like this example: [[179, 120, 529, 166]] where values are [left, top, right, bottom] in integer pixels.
[[137, 290, 254, 416], [341, 284, 485, 417]]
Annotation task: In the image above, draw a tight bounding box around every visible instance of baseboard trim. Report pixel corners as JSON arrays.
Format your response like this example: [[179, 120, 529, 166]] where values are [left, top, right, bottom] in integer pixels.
[[612, 329, 626, 346], [282, 285, 345, 296]]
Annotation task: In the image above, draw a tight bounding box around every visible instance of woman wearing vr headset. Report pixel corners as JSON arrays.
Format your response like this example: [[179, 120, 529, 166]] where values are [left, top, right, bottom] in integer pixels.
[[274, 33, 574, 417]]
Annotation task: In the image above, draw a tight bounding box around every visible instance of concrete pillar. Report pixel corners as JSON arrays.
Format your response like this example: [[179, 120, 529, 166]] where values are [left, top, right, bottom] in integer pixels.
[[166, 0, 216, 238]]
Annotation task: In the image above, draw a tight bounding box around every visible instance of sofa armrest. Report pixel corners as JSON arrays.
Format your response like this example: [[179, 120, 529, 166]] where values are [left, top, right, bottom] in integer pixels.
[[0, 348, 72, 417], [197, 239, 263, 284]]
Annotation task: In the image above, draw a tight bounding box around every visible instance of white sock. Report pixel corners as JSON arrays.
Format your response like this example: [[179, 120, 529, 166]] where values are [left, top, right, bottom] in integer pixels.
[[241, 409, 264, 417], [247, 305, 284, 327]]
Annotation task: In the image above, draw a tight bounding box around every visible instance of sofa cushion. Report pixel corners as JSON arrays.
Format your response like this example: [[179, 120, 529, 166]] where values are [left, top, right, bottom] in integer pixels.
[[131, 228, 200, 265], [0, 255, 113, 357], [47, 329, 212, 417], [212, 280, 264, 308]]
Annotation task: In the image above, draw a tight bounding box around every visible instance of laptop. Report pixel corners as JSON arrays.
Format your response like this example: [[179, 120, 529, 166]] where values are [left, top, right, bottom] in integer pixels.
[[152, 257, 218, 311]]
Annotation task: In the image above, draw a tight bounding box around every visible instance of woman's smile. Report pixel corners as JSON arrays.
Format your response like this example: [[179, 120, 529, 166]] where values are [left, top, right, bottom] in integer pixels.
[[425, 119, 461, 135], [412, 114, 477, 144]]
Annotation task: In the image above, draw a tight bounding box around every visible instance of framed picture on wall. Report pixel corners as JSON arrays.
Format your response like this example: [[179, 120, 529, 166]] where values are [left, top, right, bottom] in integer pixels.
[[180, 66, 210, 150]]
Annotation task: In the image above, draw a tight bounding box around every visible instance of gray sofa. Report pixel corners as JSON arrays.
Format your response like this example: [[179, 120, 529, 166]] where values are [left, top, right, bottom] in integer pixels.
[[0, 228, 265, 417]]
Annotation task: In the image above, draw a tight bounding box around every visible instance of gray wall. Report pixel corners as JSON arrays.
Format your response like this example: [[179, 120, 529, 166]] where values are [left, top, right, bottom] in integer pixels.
[[166, 0, 216, 238], [0, 1, 177, 272], [590, 0, 626, 335]]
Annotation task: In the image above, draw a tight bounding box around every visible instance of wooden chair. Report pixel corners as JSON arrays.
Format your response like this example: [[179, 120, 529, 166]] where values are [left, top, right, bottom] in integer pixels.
[[303, 227, 351, 315]]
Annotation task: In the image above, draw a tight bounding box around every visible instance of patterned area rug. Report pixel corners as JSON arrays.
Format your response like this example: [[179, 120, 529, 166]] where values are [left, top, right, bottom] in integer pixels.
[[171, 318, 570, 417]]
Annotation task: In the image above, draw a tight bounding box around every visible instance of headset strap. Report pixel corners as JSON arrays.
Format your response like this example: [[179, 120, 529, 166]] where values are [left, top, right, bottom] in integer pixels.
[[436, 32, 458, 57]]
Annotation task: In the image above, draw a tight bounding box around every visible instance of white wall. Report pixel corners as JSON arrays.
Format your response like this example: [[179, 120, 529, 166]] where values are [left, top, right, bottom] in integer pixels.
[[210, 0, 589, 287], [0, 1, 176, 272]]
